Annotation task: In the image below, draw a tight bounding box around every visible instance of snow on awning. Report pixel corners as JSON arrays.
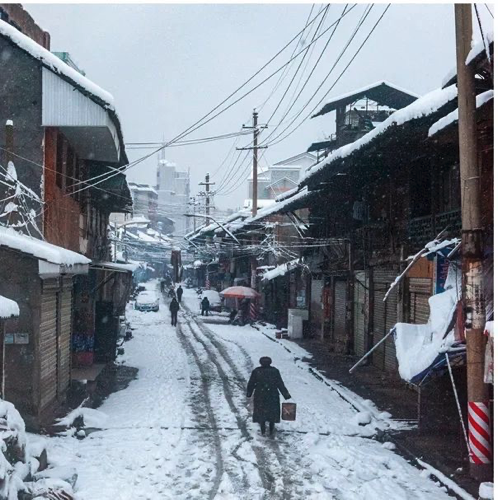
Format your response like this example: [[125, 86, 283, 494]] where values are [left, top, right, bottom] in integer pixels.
[[428, 90, 494, 137], [302, 85, 458, 186], [261, 259, 300, 282], [0, 295, 19, 319], [312, 81, 419, 118], [0, 226, 90, 275], [90, 261, 138, 273]]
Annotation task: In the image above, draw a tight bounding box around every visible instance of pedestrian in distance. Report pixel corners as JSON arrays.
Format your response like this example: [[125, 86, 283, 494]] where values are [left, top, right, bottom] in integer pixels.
[[201, 296, 210, 316], [176, 285, 183, 303], [246, 356, 291, 436], [228, 309, 237, 324], [168, 287, 175, 299], [170, 297, 180, 326]]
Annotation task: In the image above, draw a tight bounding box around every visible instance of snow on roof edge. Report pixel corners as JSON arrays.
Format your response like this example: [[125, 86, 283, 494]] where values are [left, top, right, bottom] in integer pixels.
[[313, 80, 420, 117], [302, 85, 458, 185], [0, 19, 114, 109], [0, 226, 90, 266], [428, 90, 494, 137]]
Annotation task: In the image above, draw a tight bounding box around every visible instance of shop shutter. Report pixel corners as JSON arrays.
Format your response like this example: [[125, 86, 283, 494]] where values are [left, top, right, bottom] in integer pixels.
[[409, 278, 432, 324], [354, 271, 367, 357], [40, 279, 58, 410], [384, 292, 398, 372], [58, 278, 73, 399], [333, 280, 347, 351], [373, 268, 399, 371], [309, 278, 323, 335]]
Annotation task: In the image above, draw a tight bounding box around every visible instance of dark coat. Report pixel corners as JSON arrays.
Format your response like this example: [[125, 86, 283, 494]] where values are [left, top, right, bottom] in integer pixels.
[[177, 287, 183, 299], [246, 366, 291, 423], [201, 297, 210, 310], [169, 299, 180, 313]]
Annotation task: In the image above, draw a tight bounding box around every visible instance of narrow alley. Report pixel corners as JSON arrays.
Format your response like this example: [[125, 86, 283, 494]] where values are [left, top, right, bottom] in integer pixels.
[[46, 283, 460, 500]]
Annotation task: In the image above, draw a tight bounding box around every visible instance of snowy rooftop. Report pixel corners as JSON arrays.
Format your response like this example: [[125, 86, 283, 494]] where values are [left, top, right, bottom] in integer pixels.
[[129, 183, 158, 195], [0, 19, 114, 109], [442, 30, 494, 88], [428, 90, 494, 137], [302, 85, 458, 185], [0, 226, 91, 266], [312, 81, 419, 118], [0, 295, 19, 319]]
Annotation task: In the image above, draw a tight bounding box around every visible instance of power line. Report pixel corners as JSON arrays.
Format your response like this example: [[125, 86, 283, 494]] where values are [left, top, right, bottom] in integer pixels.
[[264, 4, 389, 148], [68, 5, 357, 197]]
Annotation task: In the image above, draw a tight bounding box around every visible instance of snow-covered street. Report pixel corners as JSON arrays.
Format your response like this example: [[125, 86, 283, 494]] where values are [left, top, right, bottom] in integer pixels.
[[46, 283, 462, 499]]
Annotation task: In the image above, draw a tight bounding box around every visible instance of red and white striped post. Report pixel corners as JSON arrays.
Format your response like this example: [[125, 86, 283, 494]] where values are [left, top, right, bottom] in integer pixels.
[[468, 402, 492, 466], [250, 300, 257, 322]]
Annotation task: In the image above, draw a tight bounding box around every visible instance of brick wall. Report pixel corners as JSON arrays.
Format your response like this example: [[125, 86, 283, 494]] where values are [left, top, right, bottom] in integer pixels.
[[0, 4, 50, 49]]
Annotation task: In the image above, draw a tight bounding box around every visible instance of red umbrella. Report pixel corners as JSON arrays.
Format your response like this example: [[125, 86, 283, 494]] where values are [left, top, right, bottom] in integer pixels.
[[220, 286, 260, 299]]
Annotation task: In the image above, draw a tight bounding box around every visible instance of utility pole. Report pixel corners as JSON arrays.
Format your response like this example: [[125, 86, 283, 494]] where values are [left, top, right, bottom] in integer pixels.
[[188, 196, 199, 232], [455, 4, 491, 480], [237, 111, 268, 290], [199, 173, 215, 221]]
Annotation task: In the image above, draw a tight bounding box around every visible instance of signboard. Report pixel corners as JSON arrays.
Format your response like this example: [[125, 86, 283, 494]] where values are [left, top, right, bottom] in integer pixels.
[[4, 334, 14, 345], [433, 249, 452, 294]]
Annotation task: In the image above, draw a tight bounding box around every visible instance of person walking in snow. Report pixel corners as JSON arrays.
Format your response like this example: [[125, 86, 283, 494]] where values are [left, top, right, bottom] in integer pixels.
[[169, 297, 180, 326], [246, 357, 291, 436], [201, 296, 210, 316], [176, 285, 183, 303]]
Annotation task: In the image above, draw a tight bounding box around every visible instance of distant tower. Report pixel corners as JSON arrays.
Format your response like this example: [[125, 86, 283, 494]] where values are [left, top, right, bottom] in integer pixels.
[[156, 150, 191, 236]]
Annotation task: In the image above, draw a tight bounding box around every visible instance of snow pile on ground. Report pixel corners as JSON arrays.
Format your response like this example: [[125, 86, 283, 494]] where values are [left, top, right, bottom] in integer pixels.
[[0, 295, 19, 319], [56, 406, 109, 431], [0, 400, 76, 499], [394, 263, 461, 382], [479, 482, 494, 499]]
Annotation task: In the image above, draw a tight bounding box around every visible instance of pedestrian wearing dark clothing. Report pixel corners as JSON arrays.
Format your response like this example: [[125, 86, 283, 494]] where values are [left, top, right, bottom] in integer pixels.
[[201, 297, 210, 316], [176, 286, 183, 302], [246, 357, 291, 436], [169, 297, 180, 326]]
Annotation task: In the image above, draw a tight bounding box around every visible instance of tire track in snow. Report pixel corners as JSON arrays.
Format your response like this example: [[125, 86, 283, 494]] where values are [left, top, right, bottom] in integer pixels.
[[176, 321, 225, 500], [182, 307, 298, 499]]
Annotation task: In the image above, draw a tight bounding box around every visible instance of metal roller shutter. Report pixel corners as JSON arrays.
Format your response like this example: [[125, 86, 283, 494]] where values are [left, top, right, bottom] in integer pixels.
[[384, 292, 398, 372], [40, 279, 58, 410], [354, 271, 367, 357], [409, 278, 432, 324], [58, 278, 73, 399], [310, 278, 323, 336], [333, 280, 347, 351], [373, 268, 399, 371]]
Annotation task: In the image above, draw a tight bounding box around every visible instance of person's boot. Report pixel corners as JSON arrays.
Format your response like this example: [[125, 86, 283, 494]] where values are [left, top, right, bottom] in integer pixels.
[[260, 422, 266, 436], [269, 422, 275, 437]]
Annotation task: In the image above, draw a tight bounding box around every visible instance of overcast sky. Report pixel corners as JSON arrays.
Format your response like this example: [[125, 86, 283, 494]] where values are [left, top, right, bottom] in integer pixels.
[[26, 3, 493, 211]]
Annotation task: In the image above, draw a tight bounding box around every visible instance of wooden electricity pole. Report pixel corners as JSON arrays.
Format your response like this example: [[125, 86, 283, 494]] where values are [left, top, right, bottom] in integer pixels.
[[454, 4, 491, 480], [199, 173, 215, 222], [237, 111, 267, 289]]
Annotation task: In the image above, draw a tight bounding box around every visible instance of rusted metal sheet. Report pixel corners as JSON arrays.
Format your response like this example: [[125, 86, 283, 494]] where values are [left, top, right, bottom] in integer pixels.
[[58, 278, 73, 399], [409, 277, 432, 324]]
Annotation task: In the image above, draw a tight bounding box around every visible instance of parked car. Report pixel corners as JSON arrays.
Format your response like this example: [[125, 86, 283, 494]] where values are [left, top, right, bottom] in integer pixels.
[[200, 290, 222, 312], [135, 291, 159, 312]]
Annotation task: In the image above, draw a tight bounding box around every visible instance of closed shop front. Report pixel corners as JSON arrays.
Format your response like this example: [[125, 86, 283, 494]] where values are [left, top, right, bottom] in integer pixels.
[[309, 277, 323, 336], [333, 278, 347, 352], [353, 271, 368, 357], [58, 277, 73, 399], [372, 268, 399, 371], [40, 279, 58, 410], [408, 277, 432, 324]]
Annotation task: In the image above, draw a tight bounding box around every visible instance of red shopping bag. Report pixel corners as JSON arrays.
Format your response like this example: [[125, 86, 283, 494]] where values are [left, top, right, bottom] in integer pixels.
[[281, 402, 297, 421]]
